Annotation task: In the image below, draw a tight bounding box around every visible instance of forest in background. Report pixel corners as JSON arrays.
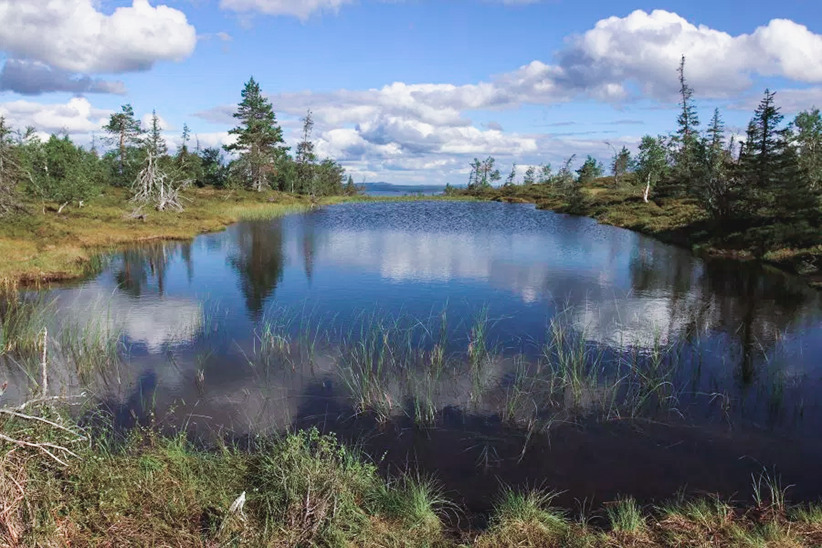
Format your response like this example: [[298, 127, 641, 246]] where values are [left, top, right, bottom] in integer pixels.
[[0, 77, 357, 219]]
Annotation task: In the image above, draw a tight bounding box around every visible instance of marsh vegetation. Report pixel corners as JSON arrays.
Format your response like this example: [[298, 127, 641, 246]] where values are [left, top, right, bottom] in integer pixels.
[[2, 199, 821, 545]]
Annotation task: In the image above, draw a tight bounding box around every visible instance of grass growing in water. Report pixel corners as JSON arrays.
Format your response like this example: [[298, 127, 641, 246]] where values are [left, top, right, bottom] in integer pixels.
[[0, 284, 53, 358]]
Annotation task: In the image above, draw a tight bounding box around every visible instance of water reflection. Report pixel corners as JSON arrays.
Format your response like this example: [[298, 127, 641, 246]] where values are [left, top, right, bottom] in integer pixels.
[[60, 202, 821, 367], [5, 201, 820, 509], [20, 202, 818, 434], [229, 220, 286, 317]]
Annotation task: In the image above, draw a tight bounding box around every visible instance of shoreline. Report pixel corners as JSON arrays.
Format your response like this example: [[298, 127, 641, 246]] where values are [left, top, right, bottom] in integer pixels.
[[2, 186, 819, 290], [0, 189, 469, 287], [475, 183, 822, 290]]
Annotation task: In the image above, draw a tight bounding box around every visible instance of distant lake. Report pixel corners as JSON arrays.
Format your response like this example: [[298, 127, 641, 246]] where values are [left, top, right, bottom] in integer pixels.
[[10, 201, 822, 513], [362, 183, 445, 196]]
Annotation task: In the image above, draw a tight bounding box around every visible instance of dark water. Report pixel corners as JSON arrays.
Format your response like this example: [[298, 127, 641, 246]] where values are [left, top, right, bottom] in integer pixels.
[[11, 201, 822, 512]]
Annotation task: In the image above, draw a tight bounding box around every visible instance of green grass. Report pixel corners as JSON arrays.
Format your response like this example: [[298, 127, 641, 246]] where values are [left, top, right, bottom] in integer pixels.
[[606, 496, 645, 533], [475, 488, 570, 547]]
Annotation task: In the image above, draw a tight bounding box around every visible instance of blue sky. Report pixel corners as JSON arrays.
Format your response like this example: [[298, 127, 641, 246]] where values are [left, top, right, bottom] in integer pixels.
[[1, 0, 821, 185]]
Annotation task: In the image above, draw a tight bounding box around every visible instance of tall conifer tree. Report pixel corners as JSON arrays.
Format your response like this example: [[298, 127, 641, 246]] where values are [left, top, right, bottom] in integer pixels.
[[225, 77, 287, 191]]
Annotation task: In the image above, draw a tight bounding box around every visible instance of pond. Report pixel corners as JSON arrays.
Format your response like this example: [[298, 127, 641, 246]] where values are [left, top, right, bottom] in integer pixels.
[[4, 200, 822, 515]]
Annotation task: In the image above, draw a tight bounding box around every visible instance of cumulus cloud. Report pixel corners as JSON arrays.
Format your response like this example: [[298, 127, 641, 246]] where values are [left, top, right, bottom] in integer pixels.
[[0, 60, 126, 96], [0, 0, 197, 73], [0, 0, 196, 95], [0, 97, 111, 135], [553, 10, 822, 99]]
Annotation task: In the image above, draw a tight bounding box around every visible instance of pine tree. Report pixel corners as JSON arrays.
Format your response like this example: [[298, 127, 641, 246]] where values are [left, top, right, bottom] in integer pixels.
[[467, 158, 483, 191], [344, 174, 357, 195], [198, 148, 228, 188], [485, 157, 501, 187], [576, 155, 603, 184], [181, 123, 191, 156], [225, 77, 287, 192], [103, 104, 142, 181], [314, 159, 345, 196], [553, 155, 576, 187]]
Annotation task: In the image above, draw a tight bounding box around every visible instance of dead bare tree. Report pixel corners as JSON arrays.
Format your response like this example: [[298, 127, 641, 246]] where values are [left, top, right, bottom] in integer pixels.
[[131, 150, 190, 213]]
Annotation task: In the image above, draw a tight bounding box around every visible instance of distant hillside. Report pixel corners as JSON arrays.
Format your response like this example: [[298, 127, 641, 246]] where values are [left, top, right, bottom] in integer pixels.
[[361, 182, 447, 194]]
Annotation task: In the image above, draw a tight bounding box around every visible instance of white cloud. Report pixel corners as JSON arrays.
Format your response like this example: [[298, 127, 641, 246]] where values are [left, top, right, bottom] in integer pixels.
[[554, 10, 822, 99], [188, 131, 238, 150], [0, 97, 110, 135], [0, 0, 197, 73]]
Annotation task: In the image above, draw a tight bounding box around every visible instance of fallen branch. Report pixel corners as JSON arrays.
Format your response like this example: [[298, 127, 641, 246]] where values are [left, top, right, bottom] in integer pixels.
[[13, 392, 88, 412], [0, 409, 87, 440], [0, 433, 77, 466]]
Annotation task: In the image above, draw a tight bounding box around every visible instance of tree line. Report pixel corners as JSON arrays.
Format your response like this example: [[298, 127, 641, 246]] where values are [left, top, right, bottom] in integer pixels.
[[460, 57, 822, 247], [0, 77, 358, 216]]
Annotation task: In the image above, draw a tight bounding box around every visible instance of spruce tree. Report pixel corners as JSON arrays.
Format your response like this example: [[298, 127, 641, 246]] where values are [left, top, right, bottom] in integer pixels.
[[611, 146, 632, 186], [145, 110, 168, 158], [295, 109, 317, 194], [225, 77, 287, 192], [739, 90, 795, 216], [696, 108, 740, 218], [667, 56, 702, 197]]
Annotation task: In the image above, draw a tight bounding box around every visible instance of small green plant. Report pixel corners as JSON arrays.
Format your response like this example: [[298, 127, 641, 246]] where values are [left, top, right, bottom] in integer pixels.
[[751, 468, 793, 514], [606, 496, 645, 533]]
